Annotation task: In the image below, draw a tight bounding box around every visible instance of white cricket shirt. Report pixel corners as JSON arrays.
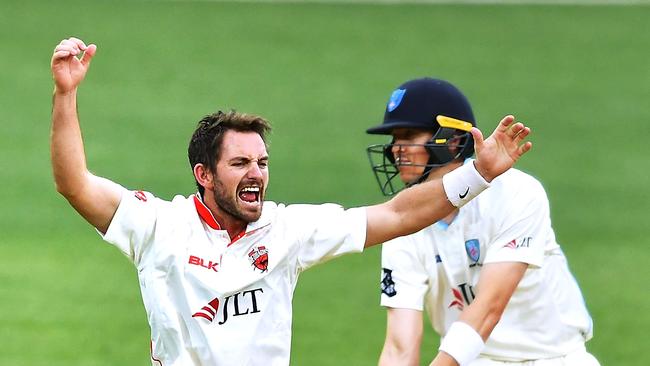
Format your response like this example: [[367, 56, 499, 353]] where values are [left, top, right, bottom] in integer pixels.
[[102, 190, 367, 366], [380, 168, 594, 361]]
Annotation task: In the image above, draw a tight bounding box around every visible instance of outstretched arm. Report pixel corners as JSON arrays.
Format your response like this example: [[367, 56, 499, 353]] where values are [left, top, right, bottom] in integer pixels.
[[365, 115, 531, 247], [51, 37, 122, 233]]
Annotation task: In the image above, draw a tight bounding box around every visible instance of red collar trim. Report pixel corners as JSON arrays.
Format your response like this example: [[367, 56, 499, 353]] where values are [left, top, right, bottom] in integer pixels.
[[193, 194, 270, 245], [193, 194, 221, 230]]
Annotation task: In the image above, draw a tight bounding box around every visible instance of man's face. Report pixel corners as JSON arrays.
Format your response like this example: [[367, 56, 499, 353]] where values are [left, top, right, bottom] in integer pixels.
[[390, 128, 433, 184], [212, 130, 269, 224]]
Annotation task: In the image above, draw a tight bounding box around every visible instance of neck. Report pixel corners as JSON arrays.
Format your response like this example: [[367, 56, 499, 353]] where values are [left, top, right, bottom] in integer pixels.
[[200, 192, 248, 240], [214, 212, 247, 240]]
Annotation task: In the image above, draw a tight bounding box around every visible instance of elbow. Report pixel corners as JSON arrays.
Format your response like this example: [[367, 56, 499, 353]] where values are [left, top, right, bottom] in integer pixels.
[[53, 172, 87, 200], [380, 342, 419, 366], [54, 178, 76, 198], [478, 301, 508, 338]]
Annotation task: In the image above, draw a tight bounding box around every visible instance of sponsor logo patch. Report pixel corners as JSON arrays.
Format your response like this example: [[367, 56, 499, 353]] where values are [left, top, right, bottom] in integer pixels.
[[503, 236, 532, 249], [192, 288, 264, 325]]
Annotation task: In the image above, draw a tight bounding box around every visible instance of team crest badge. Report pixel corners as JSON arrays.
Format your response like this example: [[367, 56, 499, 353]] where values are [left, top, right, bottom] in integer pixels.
[[381, 268, 397, 297], [248, 245, 269, 272], [387, 89, 406, 112], [465, 239, 480, 264]]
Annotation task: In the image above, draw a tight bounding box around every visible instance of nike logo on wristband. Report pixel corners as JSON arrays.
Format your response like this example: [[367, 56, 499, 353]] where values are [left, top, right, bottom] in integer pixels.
[[459, 188, 470, 199]]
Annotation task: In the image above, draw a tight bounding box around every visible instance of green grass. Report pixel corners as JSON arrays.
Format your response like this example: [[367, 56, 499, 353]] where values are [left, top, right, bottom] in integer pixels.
[[1, 0, 649, 365]]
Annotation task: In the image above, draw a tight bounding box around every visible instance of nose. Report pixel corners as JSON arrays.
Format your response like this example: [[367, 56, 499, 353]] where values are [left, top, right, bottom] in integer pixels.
[[246, 161, 264, 179], [391, 142, 405, 155]]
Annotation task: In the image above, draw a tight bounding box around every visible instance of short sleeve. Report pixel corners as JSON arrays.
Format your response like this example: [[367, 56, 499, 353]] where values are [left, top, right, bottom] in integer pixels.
[[288, 204, 367, 271], [380, 236, 429, 311], [483, 177, 550, 268], [100, 189, 159, 265]]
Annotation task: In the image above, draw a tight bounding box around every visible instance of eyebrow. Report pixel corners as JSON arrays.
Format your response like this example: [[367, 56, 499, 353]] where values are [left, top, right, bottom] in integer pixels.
[[228, 155, 269, 163]]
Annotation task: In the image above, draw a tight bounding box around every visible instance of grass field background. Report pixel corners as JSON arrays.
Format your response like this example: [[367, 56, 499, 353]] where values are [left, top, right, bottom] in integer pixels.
[[1, 0, 649, 365]]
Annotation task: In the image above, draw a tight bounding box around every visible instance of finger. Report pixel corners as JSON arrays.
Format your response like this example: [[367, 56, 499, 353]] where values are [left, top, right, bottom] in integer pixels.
[[506, 122, 525, 138], [513, 126, 531, 143], [52, 50, 73, 60], [517, 141, 533, 157], [80, 44, 97, 68], [67, 37, 88, 51], [496, 115, 515, 133], [470, 127, 484, 149], [59, 40, 81, 55], [54, 44, 78, 54]]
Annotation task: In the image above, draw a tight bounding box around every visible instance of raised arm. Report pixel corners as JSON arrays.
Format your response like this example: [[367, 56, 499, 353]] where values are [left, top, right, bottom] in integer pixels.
[[50, 37, 122, 233], [365, 115, 531, 247]]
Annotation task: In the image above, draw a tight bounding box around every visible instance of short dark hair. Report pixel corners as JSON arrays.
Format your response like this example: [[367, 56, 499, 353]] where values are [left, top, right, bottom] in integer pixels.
[[188, 110, 272, 196]]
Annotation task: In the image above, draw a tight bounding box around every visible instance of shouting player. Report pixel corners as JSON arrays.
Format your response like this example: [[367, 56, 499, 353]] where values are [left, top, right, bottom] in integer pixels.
[[367, 77, 599, 366], [50, 37, 530, 365]]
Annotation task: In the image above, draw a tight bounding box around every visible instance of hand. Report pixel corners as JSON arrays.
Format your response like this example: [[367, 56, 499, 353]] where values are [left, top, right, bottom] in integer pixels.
[[471, 115, 532, 182], [51, 37, 96, 94]]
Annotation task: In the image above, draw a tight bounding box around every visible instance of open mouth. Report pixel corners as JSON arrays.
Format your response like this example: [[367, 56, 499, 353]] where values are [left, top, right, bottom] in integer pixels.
[[238, 186, 261, 205], [395, 156, 413, 166]]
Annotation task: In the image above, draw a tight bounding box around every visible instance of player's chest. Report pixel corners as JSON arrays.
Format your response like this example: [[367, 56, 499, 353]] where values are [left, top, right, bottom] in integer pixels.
[[178, 225, 296, 293]]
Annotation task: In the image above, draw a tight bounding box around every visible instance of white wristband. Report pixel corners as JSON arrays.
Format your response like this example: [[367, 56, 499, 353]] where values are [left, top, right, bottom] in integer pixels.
[[442, 160, 490, 207], [439, 321, 485, 366]]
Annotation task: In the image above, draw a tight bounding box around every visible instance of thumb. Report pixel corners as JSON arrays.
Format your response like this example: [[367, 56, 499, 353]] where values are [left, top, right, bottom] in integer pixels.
[[470, 127, 484, 152], [80, 44, 97, 68]]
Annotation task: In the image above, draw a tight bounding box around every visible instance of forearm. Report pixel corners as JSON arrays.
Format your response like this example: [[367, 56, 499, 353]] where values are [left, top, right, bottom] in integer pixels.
[[51, 89, 91, 198], [365, 163, 489, 247], [429, 289, 506, 366], [386, 179, 453, 236], [380, 309, 423, 366]]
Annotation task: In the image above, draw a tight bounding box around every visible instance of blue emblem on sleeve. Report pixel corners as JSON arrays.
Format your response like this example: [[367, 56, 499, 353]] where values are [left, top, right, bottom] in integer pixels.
[[387, 89, 406, 112], [465, 239, 481, 264]]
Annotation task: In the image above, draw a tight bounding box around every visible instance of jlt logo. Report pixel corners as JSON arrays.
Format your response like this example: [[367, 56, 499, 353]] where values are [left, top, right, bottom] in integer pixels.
[[192, 288, 264, 325], [504, 236, 533, 249], [448, 283, 475, 311]]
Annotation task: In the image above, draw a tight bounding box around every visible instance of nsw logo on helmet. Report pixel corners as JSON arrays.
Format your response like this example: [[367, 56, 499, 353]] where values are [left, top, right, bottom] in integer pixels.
[[387, 89, 406, 112]]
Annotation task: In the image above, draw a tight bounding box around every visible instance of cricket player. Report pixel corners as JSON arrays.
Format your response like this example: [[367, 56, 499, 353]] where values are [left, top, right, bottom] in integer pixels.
[[367, 78, 599, 366], [50, 37, 531, 366]]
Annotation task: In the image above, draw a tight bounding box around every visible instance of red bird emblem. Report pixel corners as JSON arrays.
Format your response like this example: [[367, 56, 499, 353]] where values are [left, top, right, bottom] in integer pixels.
[[248, 245, 269, 272]]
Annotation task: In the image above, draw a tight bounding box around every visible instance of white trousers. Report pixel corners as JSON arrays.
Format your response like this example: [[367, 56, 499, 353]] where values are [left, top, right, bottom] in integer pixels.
[[469, 346, 600, 366]]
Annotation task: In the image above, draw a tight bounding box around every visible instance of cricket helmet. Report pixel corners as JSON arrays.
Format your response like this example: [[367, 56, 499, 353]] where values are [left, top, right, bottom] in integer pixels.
[[366, 78, 476, 195]]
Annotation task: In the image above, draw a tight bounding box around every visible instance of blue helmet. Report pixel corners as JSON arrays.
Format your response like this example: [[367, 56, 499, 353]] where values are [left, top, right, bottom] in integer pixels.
[[366, 78, 476, 195]]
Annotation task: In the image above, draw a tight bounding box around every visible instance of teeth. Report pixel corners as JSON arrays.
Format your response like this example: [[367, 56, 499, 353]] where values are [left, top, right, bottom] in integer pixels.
[[241, 187, 260, 193]]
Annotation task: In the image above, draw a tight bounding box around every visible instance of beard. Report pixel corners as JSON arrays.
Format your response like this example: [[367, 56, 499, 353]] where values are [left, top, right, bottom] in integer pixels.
[[211, 178, 263, 224]]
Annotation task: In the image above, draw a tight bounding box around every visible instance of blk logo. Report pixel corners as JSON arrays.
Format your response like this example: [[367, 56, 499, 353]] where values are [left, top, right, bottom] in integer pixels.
[[188, 255, 220, 272], [448, 283, 475, 311], [192, 288, 264, 325]]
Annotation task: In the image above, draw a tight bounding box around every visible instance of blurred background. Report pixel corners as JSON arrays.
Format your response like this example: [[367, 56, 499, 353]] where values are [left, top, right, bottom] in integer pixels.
[[1, 0, 649, 365]]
